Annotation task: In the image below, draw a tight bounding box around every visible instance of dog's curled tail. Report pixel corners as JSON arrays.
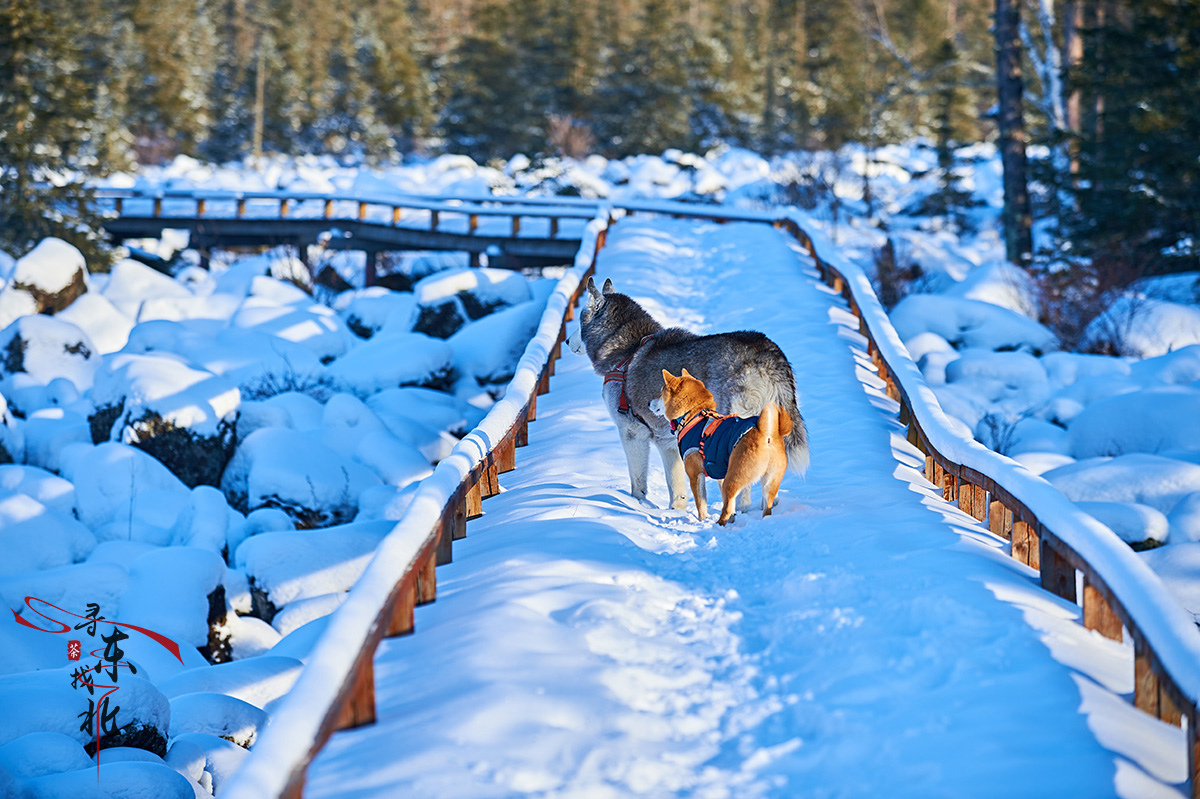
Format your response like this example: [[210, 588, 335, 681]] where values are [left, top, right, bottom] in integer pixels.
[[756, 403, 793, 442]]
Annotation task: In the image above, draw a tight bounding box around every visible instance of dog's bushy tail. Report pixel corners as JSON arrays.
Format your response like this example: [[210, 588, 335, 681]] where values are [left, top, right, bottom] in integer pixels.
[[768, 374, 809, 477]]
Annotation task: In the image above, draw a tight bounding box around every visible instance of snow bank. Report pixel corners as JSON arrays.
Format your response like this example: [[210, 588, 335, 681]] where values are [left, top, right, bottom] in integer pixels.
[[157, 655, 303, 709], [1082, 295, 1200, 358], [220, 427, 381, 526], [1043, 454, 1200, 515], [1076, 501, 1170, 547], [235, 519, 395, 608], [1067, 387, 1200, 458], [229, 296, 355, 363], [890, 293, 1058, 354], [168, 692, 268, 748], [325, 331, 454, 395], [102, 259, 193, 320], [335, 288, 416, 338]]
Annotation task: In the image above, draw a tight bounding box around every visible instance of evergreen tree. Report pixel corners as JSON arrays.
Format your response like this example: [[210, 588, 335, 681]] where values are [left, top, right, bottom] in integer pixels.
[[0, 0, 111, 264], [1067, 0, 1200, 277]]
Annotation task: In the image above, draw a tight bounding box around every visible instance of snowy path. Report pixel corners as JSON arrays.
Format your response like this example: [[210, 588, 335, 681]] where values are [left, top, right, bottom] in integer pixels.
[[305, 219, 1183, 798]]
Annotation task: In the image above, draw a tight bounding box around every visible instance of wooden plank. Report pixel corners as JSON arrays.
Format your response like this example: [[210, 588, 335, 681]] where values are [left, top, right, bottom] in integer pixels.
[[941, 469, 957, 503], [1012, 520, 1034, 566], [989, 500, 1013, 540], [392, 205, 402, 225], [516, 413, 529, 447], [512, 215, 521, 236], [925, 453, 935, 484], [438, 513, 456, 564], [958, 483, 986, 520], [1082, 579, 1123, 641], [1187, 708, 1200, 799], [469, 213, 479, 234], [197, 198, 206, 217], [465, 479, 483, 521], [1159, 680, 1184, 727], [333, 655, 375, 730], [1135, 638, 1159, 716], [480, 456, 501, 498], [527, 391, 538, 421], [325, 199, 334, 218], [416, 545, 438, 606], [358, 201, 368, 221], [497, 433, 516, 473], [384, 570, 417, 637]]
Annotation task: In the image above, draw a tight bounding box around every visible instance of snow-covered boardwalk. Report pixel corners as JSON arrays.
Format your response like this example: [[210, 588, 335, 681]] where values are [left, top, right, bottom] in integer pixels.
[[306, 219, 1184, 798]]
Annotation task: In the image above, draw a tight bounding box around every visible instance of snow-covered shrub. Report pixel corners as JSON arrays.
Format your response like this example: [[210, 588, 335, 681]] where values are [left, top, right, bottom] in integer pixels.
[[1082, 294, 1200, 358], [1076, 501, 1169, 550], [449, 299, 544, 388], [90, 353, 240, 489], [325, 331, 455, 395], [0, 316, 99, 409], [168, 692, 268, 748], [1043, 454, 1200, 515], [890, 294, 1058, 355], [334, 286, 416, 339]]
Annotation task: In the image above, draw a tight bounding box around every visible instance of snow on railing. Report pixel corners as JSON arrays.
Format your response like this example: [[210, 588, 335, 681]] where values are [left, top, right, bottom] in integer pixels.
[[219, 210, 612, 799], [773, 213, 1200, 799]]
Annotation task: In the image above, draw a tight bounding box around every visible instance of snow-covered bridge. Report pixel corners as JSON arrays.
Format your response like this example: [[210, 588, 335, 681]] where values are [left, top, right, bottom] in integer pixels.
[[219, 210, 1200, 799]]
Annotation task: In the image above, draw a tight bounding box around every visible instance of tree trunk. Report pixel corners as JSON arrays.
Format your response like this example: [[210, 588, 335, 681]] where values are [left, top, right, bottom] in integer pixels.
[[995, 0, 1033, 266]]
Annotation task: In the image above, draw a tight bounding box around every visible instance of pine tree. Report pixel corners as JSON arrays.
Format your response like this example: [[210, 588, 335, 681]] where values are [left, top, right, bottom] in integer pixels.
[[1068, 0, 1200, 277], [0, 0, 111, 265]]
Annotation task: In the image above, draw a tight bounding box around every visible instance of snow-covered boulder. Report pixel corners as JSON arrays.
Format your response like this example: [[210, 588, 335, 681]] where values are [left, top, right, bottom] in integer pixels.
[[0, 391, 22, 463], [412, 267, 532, 338], [1168, 492, 1200, 544], [55, 292, 134, 355], [191, 328, 326, 396], [0, 464, 75, 514], [90, 353, 240, 488], [168, 692, 267, 748], [101, 258, 194, 320], [943, 260, 1040, 318], [0, 315, 99, 400], [22, 408, 90, 473], [317, 393, 432, 488], [168, 732, 247, 795], [20, 760, 196, 799], [366, 386, 485, 437], [334, 286, 417, 338], [0, 731, 92, 781], [890, 294, 1058, 355], [0, 669, 170, 756], [449, 299, 543, 387], [118, 547, 227, 662], [225, 506, 294, 556], [1006, 417, 1070, 457], [1040, 351, 1131, 392], [60, 442, 190, 532], [235, 391, 325, 440], [229, 295, 355, 363], [1043, 454, 1200, 515], [326, 331, 455, 395], [157, 655, 302, 710], [1076, 501, 1169, 550], [235, 519, 394, 618], [220, 427, 381, 527], [0, 493, 95, 576], [1081, 295, 1200, 358], [8, 238, 88, 315], [270, 592, 347, 637], [1131, 344, 1200, 386], [1067, 386, 1200, 459]]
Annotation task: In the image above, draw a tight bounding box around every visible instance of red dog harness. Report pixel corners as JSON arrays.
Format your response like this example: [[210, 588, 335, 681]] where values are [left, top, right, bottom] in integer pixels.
[[603, 334, 656, 415]]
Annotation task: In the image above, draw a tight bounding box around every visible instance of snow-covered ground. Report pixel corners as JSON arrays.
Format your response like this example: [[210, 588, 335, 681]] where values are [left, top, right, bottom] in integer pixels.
[[0, 141, 1195, 795], [306, 218, 1185, 798]]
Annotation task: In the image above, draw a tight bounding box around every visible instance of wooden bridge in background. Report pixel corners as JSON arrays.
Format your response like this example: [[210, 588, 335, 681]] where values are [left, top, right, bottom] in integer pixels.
[[95, 188, 602, 283]]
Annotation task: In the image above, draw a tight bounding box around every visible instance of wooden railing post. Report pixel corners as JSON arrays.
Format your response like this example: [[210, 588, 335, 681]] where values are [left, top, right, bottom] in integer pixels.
[[238, 198, 247, 218], [392, 206, 402, 225], [334, 656, 376, 730], [1082, 578, 1123, 641], [325, 199, 334, 219], [430, 210, 440, 231], [153, 197, 163, 217], [469, 213, 479, 234], [512, 215, 521, 236], [115, 197, 124, 215], [196, 198, 206, 217], [280, 198, 290, 217], [385, 572, 417, 638], [416, 546, 437, 606], [1040, 536, 1076, 602], [989, 500, 1013, 540], [466, 478, 483, 520], [358, 201, 368, 221], [550, 217, 559, 239]]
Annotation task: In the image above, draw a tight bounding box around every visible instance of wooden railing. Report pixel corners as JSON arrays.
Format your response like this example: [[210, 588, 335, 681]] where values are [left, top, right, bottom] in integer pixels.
[[93, 187, 598, 241], [770, 215, 1200, 798], [218, 201, 1200, 798]]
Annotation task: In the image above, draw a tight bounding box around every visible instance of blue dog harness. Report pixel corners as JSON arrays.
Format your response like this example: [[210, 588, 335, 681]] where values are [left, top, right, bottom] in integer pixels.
[[672, 409, 760, 480]]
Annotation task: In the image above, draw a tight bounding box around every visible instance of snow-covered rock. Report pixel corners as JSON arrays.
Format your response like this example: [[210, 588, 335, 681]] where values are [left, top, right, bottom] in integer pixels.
[[449, 299, 544, 386], [220, 427, 381, 527], [101, 258, 194, 320], [61, 442, 190, 532], [229, 295, 355, 363], [890, 294, 1058, 354], [8, 238, 89, 315], [1167, 492, 1200, 544], [1043, 453, 1200, 515], [326, 331, 455, 395], [234, 391, 325, 439], [0, 493, 95, 576], [1082, 295, 1200, 358], [90, 353, 240, 488], [55, 292, 134, 356], [168, 692, 268, 748], [335, 287, 417, 338], [22, 408, 90, 473], [234, 519, 394, 611], [317, 393, 432, 488], [20, 760, 197, 799], [168, 732, 246, 795], [1076, 501, 1169, 549], [156, 655, 302, 709], [0, 669, 170, 755], [1067, 386, 1200, 459], [0, 316, 99, 400], [269, 592, 347, 637], [366, 386, 484, 437], [414, 267, 532, 315], [1039, 351, 1131, 392], [118, 547, 226, 657], [943, 260, 1040, 318], [0, 731, 92, 781], [0, 463, 75, 514]]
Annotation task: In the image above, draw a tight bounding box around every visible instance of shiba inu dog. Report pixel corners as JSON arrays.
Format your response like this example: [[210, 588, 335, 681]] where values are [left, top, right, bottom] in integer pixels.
[[651, 368, 792, 525], [569, 276, 808, 511]]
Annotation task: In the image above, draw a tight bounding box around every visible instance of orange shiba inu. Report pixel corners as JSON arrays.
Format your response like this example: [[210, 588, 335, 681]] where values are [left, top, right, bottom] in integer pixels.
[[652, 368, 792, 525]]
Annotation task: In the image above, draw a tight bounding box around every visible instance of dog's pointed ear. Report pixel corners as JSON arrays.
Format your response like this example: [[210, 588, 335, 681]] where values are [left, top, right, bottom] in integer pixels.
[[586, 277, 604, 306], [680, 367, 692, 379], [602, 278, 615, 295], [661, 368, 675, 385]]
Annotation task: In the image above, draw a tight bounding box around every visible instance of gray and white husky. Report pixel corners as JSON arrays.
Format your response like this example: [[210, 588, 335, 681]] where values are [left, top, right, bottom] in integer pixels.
[[568, 276, 809, 511]]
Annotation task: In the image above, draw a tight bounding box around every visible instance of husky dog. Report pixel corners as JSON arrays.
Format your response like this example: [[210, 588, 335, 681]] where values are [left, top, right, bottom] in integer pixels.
[[651, 368, 792, 525], [568, 277, 809, 511]]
